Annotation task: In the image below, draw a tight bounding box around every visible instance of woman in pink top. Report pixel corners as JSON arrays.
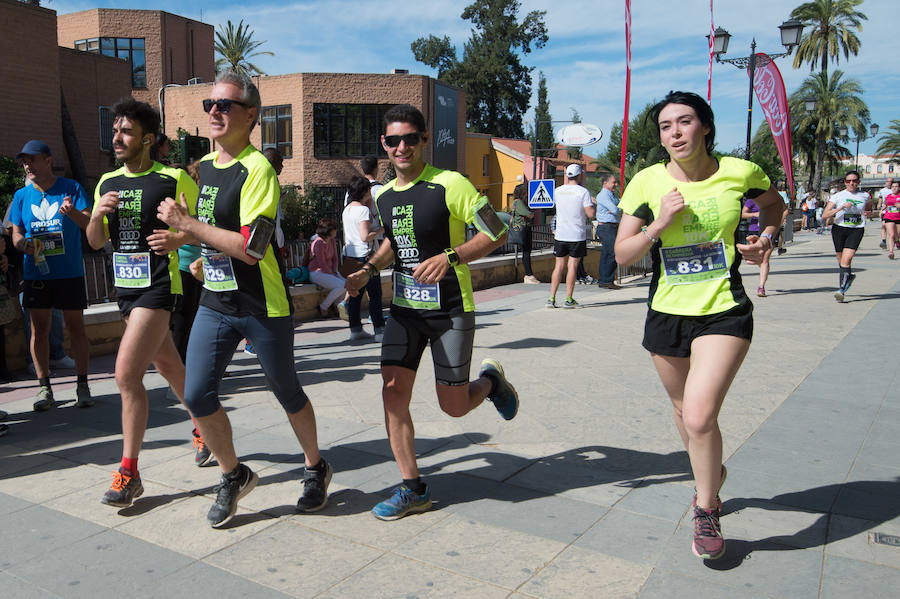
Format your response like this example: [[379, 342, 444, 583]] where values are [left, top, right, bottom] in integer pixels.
[[883, 181, 900, 259], [308, 218, 346, 316]]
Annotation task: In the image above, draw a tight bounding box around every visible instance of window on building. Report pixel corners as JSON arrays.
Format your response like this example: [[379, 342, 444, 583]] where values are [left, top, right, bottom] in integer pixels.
[[261, 105, 292, 158], [866, 165, 871, 173], [482, 155, 488, 176], [313, 103, 393, 158], [877, 164, 883, 174], [98, 106, 115, 152], [76, 37, 146, 88], [890, 164, 895, 173]]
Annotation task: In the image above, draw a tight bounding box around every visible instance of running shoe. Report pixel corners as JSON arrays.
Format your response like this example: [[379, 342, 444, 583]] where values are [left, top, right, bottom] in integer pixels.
[[523, 275, 541, 284], [337, 301, 350, 322], [757, 286, 766, 297], [74, 383, 94, 408], [101, 469, 144, 508], [243, 340, 256, 356], [834, 289, 845, 303], [193, 431, 214, 467], [0, 409, 7, 421], [692, 505, 725, 559], [207, 463, 258, 528], [479, 358, 519, 420], [0, 423, 7, 438], [891, 253, 896, 260], [296, 459, 333, 513], [371, 484, 432, 521], [33, 387, 55, 412], [349, 329, 373, 341], [563, 297, 579, 309], [49, 355, 76, 370], [546, 297, 556, 308], [880, 240, 888, 249], [777, 248, 787, 255]]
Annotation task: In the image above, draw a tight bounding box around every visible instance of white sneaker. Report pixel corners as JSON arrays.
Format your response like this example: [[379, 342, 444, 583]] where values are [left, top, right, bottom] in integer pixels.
[[349, 329, 373, 341], [50, 355, 76, 370], [523, 275, 541, 284]]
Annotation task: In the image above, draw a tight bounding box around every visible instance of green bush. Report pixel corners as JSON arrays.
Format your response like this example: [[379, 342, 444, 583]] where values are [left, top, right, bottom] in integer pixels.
[[0, 155, 25, 217], [280, 181, 341, 241]]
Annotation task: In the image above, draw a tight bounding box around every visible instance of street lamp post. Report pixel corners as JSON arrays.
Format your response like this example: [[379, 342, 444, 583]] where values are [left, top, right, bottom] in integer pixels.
[[707, 20, 804, 159], [838, 123, 880, 172]]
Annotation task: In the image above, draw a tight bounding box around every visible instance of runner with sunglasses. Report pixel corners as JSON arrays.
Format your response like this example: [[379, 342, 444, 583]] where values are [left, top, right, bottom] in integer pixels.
[[158, 70, 330, 528], [345, 104, 518, 520], [821, 170, 873, 302]]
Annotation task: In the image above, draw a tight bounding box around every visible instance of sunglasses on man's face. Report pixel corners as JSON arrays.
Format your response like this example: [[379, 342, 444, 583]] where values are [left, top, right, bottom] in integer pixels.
[[202, 98, 251, 114], [845, 178, 859, 183], [383, 132, 424, 148]]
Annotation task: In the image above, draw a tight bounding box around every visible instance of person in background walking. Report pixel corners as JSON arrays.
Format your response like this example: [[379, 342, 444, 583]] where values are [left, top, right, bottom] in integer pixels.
[[512, 182, 539, 284]]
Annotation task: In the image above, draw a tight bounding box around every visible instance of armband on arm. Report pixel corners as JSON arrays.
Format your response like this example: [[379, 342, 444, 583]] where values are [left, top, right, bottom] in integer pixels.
[[474, 201, 508, 239]]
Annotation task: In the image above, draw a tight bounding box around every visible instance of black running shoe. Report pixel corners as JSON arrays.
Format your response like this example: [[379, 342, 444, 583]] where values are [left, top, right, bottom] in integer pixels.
[[101, 469, 144, 507], [296, 459, 332, 513], [207, 463, 258, 528]]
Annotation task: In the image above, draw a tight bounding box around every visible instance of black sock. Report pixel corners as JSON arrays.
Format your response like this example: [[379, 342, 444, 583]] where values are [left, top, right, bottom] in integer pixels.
[[77, 375, 88, 385], [307, 457, 326, 472], [225, 464, 244, 480], [839, 267, 848, 288], [403, 477, 426, 495], [38, 377, 51, 389]]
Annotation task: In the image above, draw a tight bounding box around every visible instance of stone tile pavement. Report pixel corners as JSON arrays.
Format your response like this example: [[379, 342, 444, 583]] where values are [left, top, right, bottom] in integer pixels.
[[2, 228, 899, 597]]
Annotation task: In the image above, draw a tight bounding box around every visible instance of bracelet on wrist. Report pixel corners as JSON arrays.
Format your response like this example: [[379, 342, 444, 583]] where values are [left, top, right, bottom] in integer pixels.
[[641, 226, 658, 244], [361, 262, 379, 276]]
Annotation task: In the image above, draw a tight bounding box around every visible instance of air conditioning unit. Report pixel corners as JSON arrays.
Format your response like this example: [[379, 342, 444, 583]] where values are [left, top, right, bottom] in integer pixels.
[[391, 69, 409, 75], [187, 77, 203, 85]]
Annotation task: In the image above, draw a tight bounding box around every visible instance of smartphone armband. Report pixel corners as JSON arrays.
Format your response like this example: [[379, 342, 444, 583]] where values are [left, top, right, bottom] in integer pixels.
[[245, 215, 276, 260]]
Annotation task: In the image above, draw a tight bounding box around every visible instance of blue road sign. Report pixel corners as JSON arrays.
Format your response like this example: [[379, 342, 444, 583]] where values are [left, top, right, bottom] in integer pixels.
[[529, 179, 555, 208]]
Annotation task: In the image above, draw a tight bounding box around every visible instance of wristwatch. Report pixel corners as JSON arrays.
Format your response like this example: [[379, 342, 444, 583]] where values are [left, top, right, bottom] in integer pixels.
[[444, 248, 459, 267], [760, 232, 774, 244]]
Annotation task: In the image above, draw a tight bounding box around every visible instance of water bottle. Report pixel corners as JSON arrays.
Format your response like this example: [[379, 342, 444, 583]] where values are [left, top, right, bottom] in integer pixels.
[[33, 238, 50, 275]]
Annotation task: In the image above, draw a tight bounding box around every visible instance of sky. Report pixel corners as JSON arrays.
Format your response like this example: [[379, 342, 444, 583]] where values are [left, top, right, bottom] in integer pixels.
[[48, 0, 897, 159]]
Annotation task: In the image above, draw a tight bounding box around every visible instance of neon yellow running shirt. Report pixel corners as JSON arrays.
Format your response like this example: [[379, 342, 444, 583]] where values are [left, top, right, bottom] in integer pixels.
[[619, 157, 770, 316]]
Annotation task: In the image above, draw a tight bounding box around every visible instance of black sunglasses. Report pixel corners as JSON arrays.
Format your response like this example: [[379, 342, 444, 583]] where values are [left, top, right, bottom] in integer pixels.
[[383, 132, 424, 148], [202, 98, 251, 114], [845, 178, 859, 183]]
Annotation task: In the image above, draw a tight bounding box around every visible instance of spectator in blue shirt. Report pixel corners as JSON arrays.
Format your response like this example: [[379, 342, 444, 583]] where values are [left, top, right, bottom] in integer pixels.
[[594, 173, 622, 289]]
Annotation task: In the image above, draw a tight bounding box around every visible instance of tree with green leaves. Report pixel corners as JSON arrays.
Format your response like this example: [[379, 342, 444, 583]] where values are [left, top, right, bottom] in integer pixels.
[[411, 0, 548, 138], [214, 20, 274, 76], [790, 70, 868, 198], [531, 71, 555, 160], [876, 120, 900, 164], [0, 156, 25, 216], [790, 0, 867, 79]]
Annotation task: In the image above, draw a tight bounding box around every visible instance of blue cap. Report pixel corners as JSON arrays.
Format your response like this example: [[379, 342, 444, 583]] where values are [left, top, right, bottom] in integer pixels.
[[16, 140, 52, 159]]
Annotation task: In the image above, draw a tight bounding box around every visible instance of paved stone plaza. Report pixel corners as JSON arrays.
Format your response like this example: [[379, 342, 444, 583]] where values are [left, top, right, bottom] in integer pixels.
[[2, 229, 899, 598]]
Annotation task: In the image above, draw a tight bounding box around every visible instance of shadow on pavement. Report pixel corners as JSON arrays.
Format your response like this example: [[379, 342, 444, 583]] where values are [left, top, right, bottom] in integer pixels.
[[708, 478, 900, 570]]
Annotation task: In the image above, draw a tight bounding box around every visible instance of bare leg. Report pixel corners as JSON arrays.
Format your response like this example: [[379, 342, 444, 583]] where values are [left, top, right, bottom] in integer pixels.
[[195, 408, 239, 474], [382, 365, 418, 479], [651, 353, 691, 450], [565, 256, 578, 299], [435, 377, 492, 418], [61, 309, 90, 376], [286, 402, 321, 467], [29, 309, 52, 380], [549, 257, 566, 300], [681, 335, 750, 509]]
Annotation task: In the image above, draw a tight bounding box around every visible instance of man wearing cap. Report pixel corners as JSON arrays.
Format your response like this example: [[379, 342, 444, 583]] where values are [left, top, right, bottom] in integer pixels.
[[9, 141, 93, 411], [548, 164, 595, 308]]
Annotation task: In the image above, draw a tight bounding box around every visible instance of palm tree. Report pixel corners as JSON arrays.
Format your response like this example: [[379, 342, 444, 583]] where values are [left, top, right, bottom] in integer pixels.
[[790, 70, 868, 198], [214, 20, 273, 76], [790, 0, 867, 79], [876, 120, 900, 164]]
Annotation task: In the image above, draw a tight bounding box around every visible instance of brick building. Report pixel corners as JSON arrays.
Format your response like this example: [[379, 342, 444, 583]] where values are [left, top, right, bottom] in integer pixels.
[[163, 73, 467, 199], [57, 8, 214, 108], [0, 0, 132, 188]]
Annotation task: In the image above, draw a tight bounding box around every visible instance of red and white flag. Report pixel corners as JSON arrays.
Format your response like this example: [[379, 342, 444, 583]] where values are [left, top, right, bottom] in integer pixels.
[[707, 0, 715, 102], [621, 0, 632, 190], [750, 53, 794, 196]]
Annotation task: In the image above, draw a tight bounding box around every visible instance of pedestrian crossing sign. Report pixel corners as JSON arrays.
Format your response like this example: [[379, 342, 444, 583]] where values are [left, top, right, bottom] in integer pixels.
[[529, 179, 554, 208]]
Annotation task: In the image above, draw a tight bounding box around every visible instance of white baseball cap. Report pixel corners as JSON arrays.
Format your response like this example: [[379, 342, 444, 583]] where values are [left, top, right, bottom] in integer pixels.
[[565, 164, 583, 178]]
